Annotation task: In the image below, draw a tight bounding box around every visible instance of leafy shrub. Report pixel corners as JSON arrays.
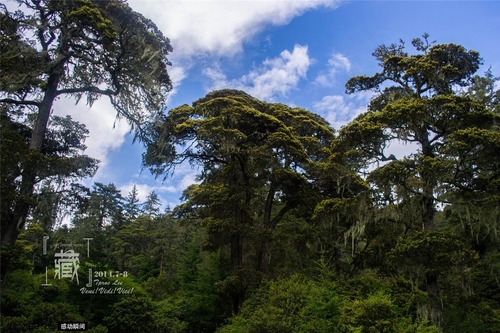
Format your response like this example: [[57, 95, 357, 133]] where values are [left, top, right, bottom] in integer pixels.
[[339, 292, 439, 333], [218, 274, 340, 333]]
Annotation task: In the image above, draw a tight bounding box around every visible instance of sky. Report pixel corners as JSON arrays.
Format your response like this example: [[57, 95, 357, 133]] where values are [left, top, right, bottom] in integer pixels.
[[51, 0, 500, 211]]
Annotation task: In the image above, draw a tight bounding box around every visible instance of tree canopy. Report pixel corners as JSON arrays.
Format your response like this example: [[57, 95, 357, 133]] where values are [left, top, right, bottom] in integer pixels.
[[1, 31, 500, 333], [1, 0, 173, 142], [338, 36, 500, 327], [0, 0, 173, 261], [144, 89, 335, 313]]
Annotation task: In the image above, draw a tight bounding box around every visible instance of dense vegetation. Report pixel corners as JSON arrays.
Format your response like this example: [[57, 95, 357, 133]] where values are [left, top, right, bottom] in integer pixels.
[[1, 1, 499, 332]]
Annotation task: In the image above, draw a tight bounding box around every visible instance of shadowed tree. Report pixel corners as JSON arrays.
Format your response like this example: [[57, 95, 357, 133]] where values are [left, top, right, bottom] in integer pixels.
[[144, 89, 334, 313], [0, 110, 98, 282], [0, 0, 173, 259], [82, 182, 125, 229], [339, 35, 500, 327]]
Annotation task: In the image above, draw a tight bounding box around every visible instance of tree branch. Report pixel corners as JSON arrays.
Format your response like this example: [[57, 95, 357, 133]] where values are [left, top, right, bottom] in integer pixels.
[[55, 86, 118, 97], [269, 201, 295, 229], [0, 98, 39, 107]]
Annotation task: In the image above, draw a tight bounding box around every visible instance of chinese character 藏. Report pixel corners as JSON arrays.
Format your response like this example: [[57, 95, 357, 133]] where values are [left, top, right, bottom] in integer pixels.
[[54, 250, 80, 284]]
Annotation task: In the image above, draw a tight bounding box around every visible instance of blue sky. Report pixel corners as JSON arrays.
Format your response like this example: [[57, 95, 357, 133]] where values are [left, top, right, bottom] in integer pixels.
[[53, 0, 500, 211]]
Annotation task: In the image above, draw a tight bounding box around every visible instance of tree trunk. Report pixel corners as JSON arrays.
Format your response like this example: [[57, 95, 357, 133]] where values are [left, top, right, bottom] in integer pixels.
[[230, 232, 244, 314], [422, 193, 435, 230], [420, 131, 436, 231], [334, 245, 341, 276], [0, 73, 60, 283], [420, 130, 443, 328], [160, 251, 164, 275], [256, 184, 275, 274], [426, 272, 444, 329], [256, 239, 270, 273]]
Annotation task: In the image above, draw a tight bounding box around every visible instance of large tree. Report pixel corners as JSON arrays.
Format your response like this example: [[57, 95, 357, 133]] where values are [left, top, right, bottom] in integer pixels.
[[144, 89, 334, 313], [339, 36, 500, 327], [0, 109, 99, 282], [0, 0, 173, 251]]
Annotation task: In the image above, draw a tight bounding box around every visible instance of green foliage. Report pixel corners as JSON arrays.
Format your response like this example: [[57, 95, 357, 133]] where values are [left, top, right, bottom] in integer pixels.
[[1, 270, 41, 317], [219, 274, 340, 333], [0, 268, 84, 332], [104, 296, 156, 333], [142, 191, 161, 217], [0, 316, 33, 333], [339, 292, 439, 333], [152, 298, 188, 333], [389, 231, 471, 277], [176, 248, 232, 332], [145, 89, 335, 312], [467, 68, 500, 114], [67, 4, 117, 39], [124, 185, 141, 221], [445, 306, 490, 333], [142, 274, 176, 301], [2, 38, 499, 333], [32, 302, 84, 329], [87, 326, 109, 333]]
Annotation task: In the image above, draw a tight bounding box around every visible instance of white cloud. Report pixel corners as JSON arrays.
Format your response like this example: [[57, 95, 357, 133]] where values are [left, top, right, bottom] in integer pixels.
[[52, 97, 130, 171], [203, 44, 312, 100], [119, 182, 177, 202], [203, 65, 229, 90], [129, 0, 339, 59], [312, 91, 373, 129], [329, 53, 351, 71], [166, 64, 188, 101], [127, 0, 340, 92], [119, 168, 198, 209], [314, 52, 351, 87], [177, 172, 197, 190], [52, 1, 341, 189], [313, 92, 418, 163]]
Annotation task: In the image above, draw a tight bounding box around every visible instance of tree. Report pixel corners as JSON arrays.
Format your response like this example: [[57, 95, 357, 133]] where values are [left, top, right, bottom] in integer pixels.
[[339, 291, 440, 333], [0, 0, 172, 252], [0, 109, 98, 282], [1, 112, 98, 229], [75, 182, 125, 229], [309, 145, 372, 276], [142, 191, 161, 218], [113, 215, 155, 276], [124, 185, 140, 221], [28, 115, 99, 229], [340, 35, 500, 327], [467, 68, 500, 114], [144, 89, 334, 313]]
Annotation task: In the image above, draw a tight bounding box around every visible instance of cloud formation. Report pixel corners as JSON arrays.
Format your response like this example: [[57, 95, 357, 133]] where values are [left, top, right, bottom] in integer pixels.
[[52, 97, 130, 171], [129, 0, 339, 59], [314, 52, 351, 87], [203, 44, 311, 100], [50, 2, 339, 184], [120, 182, 175, 202], [312, 91, 417, 164], [312, 91, 373, 129], [119, 169, 198, 209]]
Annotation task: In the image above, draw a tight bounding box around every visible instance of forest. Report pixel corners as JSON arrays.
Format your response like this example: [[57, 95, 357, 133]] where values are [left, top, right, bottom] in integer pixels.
[[1, 0, 499, 332]]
